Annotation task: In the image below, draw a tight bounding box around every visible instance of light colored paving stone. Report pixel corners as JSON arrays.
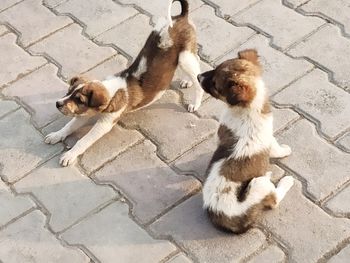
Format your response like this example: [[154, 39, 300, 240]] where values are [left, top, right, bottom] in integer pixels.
[[96, 13, 152, 58], [285, 0, 309, 8], [216, 34, 314, 95], [84, 54, 128, 79], [0, 109, 62, 183], [166, 253, 193, 263], [260, 181, 350, 263], [95, 140, 201, 223], [3, 64, 67, 128], [0, 210, 89, 263], [44, 0, 69, 8], [273, 69, 350, 138], [0, 0, 22, 11], [0, 99, 19, 118], [29, 24, 115, 79], [150, 194, 267, 262], [215, 0, 261, 16], [191, 5, 254, 62], [0, 33, 45, 86], [273, 107, 299, 133], [62, 202, 176, 263], [0, 0, 72, 47], [197, 97, 225, 121], [277, 119, 350, 201], [234, 0, 324, 49], [14, 157, 116, 232], [0, 180, 35, 226], [248, 245, 285, 263], [329, 244, 350, 263], [56, 0, 137, 38], [289, 24, 350, 89], [325, 185, 350, 215], [0, 25, 8, 35], [337, 132, 350, 151], [120, 90, 218, 161]]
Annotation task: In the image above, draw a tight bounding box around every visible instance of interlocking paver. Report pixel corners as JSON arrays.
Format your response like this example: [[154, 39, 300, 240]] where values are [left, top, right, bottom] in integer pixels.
[[274, 69, 350, 138], [0, 210, 89, 263], [166, 253, 193, 263], [260, 181, 350, 263], [337, 132, 350, 151], [0, 99, 19, 118], [0, 0, 72, 47], [285, 0, 309, 8], [214, 0, 260, 16], [289, 24, 350, 89], [120, 90, 217, 162], [329, 244, 350, 263], [0, 0, 22, 12], [95, 140, 201, 223], [3, 64, 67, 128], [61, 202, 176, 263], [247, 246, 285, 263], [0, 180, 35, 226], [29, 24, 115, 79], [0, 33, 46, 87], [56, 0, 137, 38], [14, 157, 116, 232], [234, 0, 324, 50], [273, 107, 299, 133], [0, 25, 8, 35], [150, 194, 267, 262], [0, 109, 62, 183], [325, 185, 350, 216], [84, 54, 128, 79], [277, 119, 350, 201], [44, 0, 69, 8]]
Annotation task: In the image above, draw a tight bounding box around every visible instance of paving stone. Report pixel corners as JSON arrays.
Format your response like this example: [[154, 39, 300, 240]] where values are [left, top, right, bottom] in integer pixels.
[[325, 185, 350, 216], [150, 194, 267, 262], [44, 0, 69, 8], [0, 210, 89, 263], [234, 0, 324, 50], [95, 140, 201, 223], [289, 24, 350, 89], [214, 0, 261, 16], [14, 157, 116, 232], [272, 107, 299, 133], [120, 90, 217, 161], [96, 13, 152, 58], [56, 0, 137, 38], [285, 0, 309, 8], [0, 109, 62, 183], [0, 33, 45, 87], [329, 244, 350, 263], [216, 34, 314, 95], [197, 97, 225, 121], [0, 180, 35, 226], [273, 69, 350, 138], [62, 202, 176, 263], [248, 246, 285, 263], [29, 24, 115, 79], [0, 25, 8, 35], [84, 54, 128, 79], [191, 5, 254, 62], [260, 181, 350, 263], [3, 64, 67, 128], [166, 253, 193, 263], [0, 99, 19, 118], [0, 0, 72, 47], [337, 132, 350, 151], [277, 119, 350, 201], [0, 0, 22, 11]]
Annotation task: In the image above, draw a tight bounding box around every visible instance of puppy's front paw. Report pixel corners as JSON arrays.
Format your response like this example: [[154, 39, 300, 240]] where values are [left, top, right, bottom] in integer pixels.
[[180, 80, 193, 89], [280, 144, 292, 158], [59, 150, 78, 167], [187, 102, 201, 113], [278, 176, 294, 192], [45, 132, 66, 144]]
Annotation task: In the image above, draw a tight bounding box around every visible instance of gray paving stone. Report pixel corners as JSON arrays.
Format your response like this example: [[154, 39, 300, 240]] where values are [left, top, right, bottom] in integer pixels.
[[247, 246, 285, 263], [285, 0, 309, 8], [0, 109, 62, 183], [216, 34, 314, 95], [44, 0, 69, 8], [329, 244, 350, 263], [0, 180, 35, 226], [95, 140, 201, 224], [0, 25, 8, 35], [234, 0, 324, 50], [272, 107, 299, 133], [166, 253, 193, 263], [0, 0, 72, 47], [96, 13, 152, 59], [214, 0, 261, 16], [325, 185, 350, 216], [197, 97, 225, 121], [337, 132, 350, 151], [0, 33, 45, 87], [56, 0, 137, 38], [29, 24, 115, 79], [84, 54, 128, 79], [62, 202, 176, 263], [0, 99, 19, 118], [14, 157, 116, 232], [150, 194, 267, 263], [289, 24, 350, 89], [0, 0, 22, 11], [260, 181, 350, 263], [191, 5, 254, 62], [273, 69, 350, 138], [0, 210, 89, 263], [277, 119, 350, 201], [3, 64, 67, 128], [120, 90, 218, 161]]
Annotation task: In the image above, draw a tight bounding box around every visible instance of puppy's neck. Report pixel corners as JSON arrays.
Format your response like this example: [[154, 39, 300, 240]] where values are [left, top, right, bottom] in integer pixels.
[[102, 76, 127, 99]]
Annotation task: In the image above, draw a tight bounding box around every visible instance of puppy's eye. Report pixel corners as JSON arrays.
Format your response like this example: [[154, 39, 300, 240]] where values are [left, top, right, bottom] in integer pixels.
[[75, 95, 84, 103]]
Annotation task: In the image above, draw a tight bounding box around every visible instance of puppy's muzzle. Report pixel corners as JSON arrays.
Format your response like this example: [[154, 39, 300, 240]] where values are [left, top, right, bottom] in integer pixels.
[[56, 101, 63, 109], [197, 74, 204, 83]]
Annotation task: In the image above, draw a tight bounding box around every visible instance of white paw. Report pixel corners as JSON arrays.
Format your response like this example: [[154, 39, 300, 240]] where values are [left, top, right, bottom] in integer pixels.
[[180, 80, 193, 89], [280, 144, 292, 158], [59, 150, 78, 167], [45, 132, 66, 144], [278, 176, 294, 192], [187, 102, 201, 113]]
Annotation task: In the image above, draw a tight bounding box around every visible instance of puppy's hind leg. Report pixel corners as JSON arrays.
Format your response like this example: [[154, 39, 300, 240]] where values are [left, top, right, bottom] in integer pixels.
[[178, 51, 204, 112]]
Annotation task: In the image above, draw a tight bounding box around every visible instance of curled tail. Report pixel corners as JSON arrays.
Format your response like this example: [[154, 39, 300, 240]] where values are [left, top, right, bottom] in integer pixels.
[[168, 0, 189, 27]]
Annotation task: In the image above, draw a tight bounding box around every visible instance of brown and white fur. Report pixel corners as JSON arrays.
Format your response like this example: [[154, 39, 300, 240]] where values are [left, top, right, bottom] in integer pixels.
[[197, 49, 294, 234], [45, 0, 204, 166]]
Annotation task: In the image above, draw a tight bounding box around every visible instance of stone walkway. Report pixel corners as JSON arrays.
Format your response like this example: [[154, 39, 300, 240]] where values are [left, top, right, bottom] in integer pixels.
[[1, 0, 350, 262]]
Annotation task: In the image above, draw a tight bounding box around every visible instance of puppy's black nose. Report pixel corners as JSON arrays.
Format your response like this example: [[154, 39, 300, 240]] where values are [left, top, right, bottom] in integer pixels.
[[197, 74, 203, 83], [56, 101, 62, 108]]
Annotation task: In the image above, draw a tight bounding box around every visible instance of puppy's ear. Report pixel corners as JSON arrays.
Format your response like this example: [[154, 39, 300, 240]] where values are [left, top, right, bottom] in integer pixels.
[[238, 49, 259, 66], [82, 83, 109, 108], [227, 84, 255, 106], [69, 75, 89, 87]]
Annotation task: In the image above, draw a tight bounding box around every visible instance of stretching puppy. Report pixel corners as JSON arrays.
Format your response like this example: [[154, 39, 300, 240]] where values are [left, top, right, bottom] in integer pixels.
[[45, 0, 204, 166], [197, 49, 294, 234]]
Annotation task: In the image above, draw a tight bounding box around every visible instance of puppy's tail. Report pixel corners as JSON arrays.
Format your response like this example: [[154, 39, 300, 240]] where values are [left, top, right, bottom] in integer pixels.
[[168, 0, 189, 27]]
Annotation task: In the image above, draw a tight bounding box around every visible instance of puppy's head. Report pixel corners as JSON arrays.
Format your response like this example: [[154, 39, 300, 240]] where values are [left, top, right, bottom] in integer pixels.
[[56, 76, 110, 116], [198, 49, 264, 108]]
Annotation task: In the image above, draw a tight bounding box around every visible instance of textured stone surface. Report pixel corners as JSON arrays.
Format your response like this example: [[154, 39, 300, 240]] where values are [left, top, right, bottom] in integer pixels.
[[95, 140, 201, 223], [0, 99, 19, 118], [44, 0, 69, 8], [29, 24, 115, 79], [215, 0, 260, 16], [325, 185, 350, 216], [151, 194, 267, 262], [84, 54, 128, 79], [197, 97, 225, 121], [62, 202, 176, 263], [166, 253, 193, 263], [0, 0, 72, 47], [0, 0, 22, 11], [248, 246, 285, 263], [337, 132, 350, 151], [272, 107, 299, 133], [285, 0, 309, 8], [329, 244, 350, 263], [0, 25, 9, 35]]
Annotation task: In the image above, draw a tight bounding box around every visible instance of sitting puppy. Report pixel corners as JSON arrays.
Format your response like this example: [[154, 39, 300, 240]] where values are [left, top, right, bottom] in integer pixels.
[[197, 49, 294, 234], [45, 0, 204, 166]]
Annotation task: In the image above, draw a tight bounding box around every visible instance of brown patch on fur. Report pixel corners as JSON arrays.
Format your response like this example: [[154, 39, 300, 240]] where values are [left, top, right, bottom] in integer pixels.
[[261, 100, 271, 114], [221, 186, 232, 194], [103, 89, 128, 113], [261, 192, 278, 209], [236, 180, 251, 202], [238, 49, 260, 66]]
